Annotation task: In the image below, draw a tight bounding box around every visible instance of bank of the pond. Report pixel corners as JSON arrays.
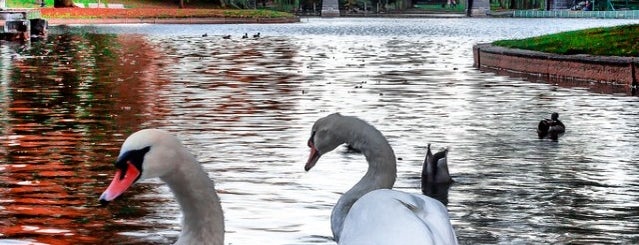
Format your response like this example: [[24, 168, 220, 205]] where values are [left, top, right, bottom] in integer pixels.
[[473, 43, 638, 94], [46, 16, 299, 25], [474, 24, 639, 94], [37, 7, 299, 25]]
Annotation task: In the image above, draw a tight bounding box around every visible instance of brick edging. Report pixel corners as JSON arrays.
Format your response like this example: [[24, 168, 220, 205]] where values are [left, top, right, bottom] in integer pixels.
[[473, 43, 639, 90]]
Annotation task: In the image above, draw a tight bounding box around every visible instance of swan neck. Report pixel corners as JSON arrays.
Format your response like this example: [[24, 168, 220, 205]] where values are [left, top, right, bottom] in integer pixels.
[[332, 123, 397, 241], [349, 129, 397, 189], [161, 152, 224, 245]]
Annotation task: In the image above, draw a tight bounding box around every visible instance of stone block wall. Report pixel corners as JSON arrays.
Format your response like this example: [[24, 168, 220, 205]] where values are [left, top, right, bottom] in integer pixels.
[[473, 43, 638, 93]]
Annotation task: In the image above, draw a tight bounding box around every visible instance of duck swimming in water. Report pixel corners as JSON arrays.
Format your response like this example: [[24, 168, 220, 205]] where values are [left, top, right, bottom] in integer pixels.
[[537, 112, 566, 141]]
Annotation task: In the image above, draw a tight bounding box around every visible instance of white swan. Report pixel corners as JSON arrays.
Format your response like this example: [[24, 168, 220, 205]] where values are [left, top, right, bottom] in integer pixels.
[[99, 129, 224, 245], [305, 113, 458, 244]]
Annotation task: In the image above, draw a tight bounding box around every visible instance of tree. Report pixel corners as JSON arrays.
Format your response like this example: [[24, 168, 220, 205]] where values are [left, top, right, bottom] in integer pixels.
[[54, 0, 75, 7]]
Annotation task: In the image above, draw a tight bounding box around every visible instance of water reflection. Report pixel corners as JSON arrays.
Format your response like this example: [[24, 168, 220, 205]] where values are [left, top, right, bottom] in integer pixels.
[[488, 68, 636, 96], [0, 18, 638, 244], [0, 33, 169, 244]]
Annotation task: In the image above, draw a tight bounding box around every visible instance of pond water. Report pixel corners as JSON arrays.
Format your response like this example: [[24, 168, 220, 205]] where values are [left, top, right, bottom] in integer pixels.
[[1, 17, 638, 244]]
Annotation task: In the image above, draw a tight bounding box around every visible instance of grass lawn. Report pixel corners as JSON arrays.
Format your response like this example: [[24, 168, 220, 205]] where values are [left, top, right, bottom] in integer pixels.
[[6, 0, 296, 19], [492, 24, 639, 57]]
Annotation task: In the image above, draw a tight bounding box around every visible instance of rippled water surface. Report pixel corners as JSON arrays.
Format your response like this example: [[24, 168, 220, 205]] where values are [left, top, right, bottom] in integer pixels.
[[1, 18, 639, 244]]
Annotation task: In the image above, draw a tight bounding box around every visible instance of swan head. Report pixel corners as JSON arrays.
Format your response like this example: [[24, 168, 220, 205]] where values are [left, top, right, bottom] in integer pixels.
[[305, 113, 348, 171], [99, 129, 185, 205]]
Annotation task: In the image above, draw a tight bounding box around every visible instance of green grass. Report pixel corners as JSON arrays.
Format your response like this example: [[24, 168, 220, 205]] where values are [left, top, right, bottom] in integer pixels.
[[7, 0, 50, 8], [492, 24, 639, 57], [221, 9, 293, 18]]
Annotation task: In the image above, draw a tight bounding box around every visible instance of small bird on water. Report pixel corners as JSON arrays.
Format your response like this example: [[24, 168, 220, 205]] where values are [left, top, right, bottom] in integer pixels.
[[537, 112, 566, 141]]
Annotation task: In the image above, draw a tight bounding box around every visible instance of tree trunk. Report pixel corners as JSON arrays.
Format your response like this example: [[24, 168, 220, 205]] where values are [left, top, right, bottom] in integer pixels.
[[497, 0, 506, 8], [54, 0, 75, 7]]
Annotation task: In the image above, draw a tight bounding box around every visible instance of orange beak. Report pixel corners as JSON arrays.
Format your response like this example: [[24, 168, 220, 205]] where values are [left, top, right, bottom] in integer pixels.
[[305, 142, 321, 171], [99, 161, 141, 205]]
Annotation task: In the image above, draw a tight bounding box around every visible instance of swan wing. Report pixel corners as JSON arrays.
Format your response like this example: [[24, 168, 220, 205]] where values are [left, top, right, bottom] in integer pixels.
[[339, 189, 458, 245]]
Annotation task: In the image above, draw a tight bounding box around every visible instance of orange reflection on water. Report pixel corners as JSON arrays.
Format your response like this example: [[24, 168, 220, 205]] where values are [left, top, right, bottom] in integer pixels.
[[0, 33, 169, 244]]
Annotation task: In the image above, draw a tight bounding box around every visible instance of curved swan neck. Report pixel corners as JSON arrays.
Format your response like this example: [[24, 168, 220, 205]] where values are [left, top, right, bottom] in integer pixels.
[[160, 150, 224, 245], [336, 118, 398, 191], [330, 117, 397, 241]]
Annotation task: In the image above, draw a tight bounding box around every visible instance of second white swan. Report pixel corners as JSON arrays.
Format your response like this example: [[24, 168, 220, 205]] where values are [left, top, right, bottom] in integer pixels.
[[305, 113, 458, 244]]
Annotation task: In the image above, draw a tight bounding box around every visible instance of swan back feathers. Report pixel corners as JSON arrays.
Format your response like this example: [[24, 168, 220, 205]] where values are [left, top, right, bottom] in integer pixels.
[[340, 189, 458, 245]]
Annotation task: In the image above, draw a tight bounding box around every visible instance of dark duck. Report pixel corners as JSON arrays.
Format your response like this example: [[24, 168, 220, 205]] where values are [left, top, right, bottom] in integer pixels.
[[537, 112, 566, 141]]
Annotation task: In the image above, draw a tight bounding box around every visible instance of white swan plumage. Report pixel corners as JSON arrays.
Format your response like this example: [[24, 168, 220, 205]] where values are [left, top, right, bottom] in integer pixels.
[[99, 129, 224, 245], [305, 113, 458, 244]]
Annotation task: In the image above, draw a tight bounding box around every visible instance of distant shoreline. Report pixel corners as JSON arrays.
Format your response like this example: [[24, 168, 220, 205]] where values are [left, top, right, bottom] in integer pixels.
[[46, 16, 301, 25], [45, 14, 472, 25]]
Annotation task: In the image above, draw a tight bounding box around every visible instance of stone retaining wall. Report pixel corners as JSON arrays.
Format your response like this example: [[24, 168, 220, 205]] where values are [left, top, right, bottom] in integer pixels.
[[473, 43, 638, 93]]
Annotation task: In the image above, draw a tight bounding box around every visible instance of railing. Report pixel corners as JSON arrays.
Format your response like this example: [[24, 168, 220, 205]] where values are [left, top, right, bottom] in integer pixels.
[[513, 9, 639, 17]]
